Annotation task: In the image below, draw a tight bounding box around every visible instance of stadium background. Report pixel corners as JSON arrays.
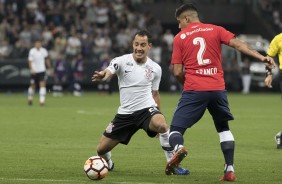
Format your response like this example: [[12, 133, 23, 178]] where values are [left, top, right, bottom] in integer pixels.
[[0, 0, 280, 93]]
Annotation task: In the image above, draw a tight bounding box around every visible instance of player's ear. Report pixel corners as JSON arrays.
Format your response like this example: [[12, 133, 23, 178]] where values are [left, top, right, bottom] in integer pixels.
[[185, 16, 190, 23]]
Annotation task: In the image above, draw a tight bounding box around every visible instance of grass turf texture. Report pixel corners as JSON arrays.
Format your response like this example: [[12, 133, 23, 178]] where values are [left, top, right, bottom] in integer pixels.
[[0, 92, 281, 184]]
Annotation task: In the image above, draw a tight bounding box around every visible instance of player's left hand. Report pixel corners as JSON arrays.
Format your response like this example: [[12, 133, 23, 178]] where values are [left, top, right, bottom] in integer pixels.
[[264, 75, 273, 88]]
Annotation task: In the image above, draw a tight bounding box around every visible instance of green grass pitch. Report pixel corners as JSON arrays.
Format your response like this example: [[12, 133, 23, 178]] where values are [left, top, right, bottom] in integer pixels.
[[0, 92, 281, 184]]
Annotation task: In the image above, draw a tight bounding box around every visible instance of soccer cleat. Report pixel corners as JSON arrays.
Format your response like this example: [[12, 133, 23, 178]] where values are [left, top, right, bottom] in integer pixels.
[[28, 100, 32, 106], [165, 147, 188, 175], [174, 166, 190, 175], [108, 162, 114, 171], [219, 171, 235, 182]]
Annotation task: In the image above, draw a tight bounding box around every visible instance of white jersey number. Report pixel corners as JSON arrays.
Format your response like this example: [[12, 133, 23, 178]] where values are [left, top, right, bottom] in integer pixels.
[[193, 37, 211, 65]]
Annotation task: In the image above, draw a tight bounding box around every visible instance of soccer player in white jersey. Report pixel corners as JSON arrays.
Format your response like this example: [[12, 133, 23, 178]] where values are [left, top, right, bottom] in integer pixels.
[[27, 39, 52, 106], [91, 30, 189, 175]]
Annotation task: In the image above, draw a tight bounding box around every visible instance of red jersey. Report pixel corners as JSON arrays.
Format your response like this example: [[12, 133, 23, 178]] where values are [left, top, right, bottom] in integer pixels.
[[171, 22, 235, 91]]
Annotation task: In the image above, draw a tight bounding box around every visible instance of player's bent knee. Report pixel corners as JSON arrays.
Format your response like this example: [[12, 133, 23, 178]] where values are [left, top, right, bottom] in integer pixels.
[[155, 122, 168, 133]]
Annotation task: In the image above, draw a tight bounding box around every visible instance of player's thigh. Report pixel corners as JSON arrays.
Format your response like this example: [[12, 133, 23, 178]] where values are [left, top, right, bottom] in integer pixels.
[[30, 74, 37, 88], [149, 113, 168, 133], [207, 91, 234, 123], [171, 91, 208, 128], [97, 135, 120, 155], [38, 72, 47, 87]]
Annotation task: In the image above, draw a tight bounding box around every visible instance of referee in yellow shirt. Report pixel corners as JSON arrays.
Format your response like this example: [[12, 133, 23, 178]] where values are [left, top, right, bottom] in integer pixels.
[[267, 33, 282, 92]]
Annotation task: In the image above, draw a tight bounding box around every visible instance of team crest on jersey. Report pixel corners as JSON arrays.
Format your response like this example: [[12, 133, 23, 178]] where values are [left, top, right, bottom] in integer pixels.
[[144, 65, 154, 80], [105, 122, 114, 133]]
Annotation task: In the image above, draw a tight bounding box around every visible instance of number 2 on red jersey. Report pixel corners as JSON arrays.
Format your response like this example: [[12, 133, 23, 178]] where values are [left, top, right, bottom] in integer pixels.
[[193, 37, 211, 65]]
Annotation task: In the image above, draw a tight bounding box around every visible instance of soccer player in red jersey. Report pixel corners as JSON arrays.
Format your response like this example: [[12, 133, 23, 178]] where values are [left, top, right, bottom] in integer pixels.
[[165, 3, 275, 181]]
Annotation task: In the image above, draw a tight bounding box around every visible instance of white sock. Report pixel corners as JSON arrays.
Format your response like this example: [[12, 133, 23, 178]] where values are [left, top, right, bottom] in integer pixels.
[[159, 130, 174, 162], [28, 87, 34, 100], [39, 87, 46, 103], [174, 144, 183, 152], [98, 151, 113, 168], [224, 164, 234, 172]]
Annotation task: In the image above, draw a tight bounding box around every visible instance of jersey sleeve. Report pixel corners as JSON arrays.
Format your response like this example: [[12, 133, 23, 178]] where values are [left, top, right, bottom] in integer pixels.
[[218, 26, 235, 44], [28, 49, 33, 61], [152, 64, 162, 91], [106, 57, 120, 74], [267, 36, 279, 57], [171, 36, 183, 65]]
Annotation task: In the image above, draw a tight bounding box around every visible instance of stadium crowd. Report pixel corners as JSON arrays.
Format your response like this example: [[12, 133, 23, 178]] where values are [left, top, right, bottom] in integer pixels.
[[258, 0, 282, 33], [0, 0, 172, 63], [0, 0, 278, 93]]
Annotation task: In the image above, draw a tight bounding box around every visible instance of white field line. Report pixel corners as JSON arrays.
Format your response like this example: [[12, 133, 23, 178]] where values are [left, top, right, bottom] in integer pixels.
[[0, 177, 161, 184], [76, 110, 102, 115]]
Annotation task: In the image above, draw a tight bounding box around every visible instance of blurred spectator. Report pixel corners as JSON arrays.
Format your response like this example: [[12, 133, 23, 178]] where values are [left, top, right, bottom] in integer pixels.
[[0, 39, 12, 58], [65, 29, 81, 60], [223, 59, 241, 91], [162, 29, 174, 52], [19, 21, 32, 48], [93, 32, 112, 58], [42, 26, 53, 48], [72, 54, 84, 96], [95, 1, 110, 28], [241, 58, 251, 94], [115, 29, 131, 54], [52, 53, 68, 96], [97, 52, 112, 95]]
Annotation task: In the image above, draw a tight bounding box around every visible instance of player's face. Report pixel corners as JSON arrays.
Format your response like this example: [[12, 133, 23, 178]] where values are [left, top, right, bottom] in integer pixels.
[[132, 35, 152, 63], [35, 41, 42, 49]]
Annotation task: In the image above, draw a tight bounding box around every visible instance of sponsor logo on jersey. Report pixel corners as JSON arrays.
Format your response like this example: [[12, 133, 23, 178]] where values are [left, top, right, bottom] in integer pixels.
[[180, 33, 186, 39], [126, 62, 133, 66], [185, 28, 213, 36], [124, 70, 132, 73]]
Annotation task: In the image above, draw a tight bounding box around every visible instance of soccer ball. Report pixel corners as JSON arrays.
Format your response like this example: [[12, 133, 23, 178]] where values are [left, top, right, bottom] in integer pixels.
[[84, 156, 109, 180]]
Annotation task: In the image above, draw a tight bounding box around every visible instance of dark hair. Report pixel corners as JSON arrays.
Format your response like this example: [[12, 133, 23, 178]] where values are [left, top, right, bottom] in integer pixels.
[[175, 3, 198, 18], [133, 30, 152, 44]]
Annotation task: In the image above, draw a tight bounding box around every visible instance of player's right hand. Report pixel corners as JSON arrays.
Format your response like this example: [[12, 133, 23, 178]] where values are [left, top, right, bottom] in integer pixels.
[[262, 56, 275, 69], [91, 71, 105, 81]]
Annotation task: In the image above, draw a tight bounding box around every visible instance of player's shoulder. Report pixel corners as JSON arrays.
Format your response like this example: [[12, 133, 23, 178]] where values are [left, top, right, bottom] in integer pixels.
[[113, 54, 132, 62], [277, 33, 282, 38], [274, 33, 282, 41], [147, 57, 161, 70], [29, 47, 36, 52]]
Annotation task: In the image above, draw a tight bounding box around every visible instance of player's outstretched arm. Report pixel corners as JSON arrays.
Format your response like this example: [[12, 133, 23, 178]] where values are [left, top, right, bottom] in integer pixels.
[[152, 90, 161, 110], [228, 37, 275, 69], [91, 69, 112, 82]]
